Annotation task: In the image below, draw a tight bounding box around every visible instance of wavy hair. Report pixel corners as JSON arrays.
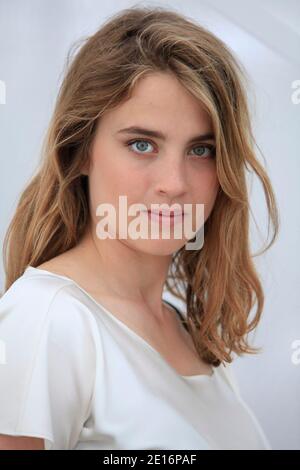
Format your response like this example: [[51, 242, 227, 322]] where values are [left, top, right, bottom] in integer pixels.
[[2, 6, 279, 366]]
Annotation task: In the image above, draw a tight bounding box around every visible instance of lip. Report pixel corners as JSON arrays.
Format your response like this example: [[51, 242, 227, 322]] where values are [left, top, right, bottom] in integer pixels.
[[146, 209, 185, 225], [148, 210, 184, 219], [147, 209, 184, 217]]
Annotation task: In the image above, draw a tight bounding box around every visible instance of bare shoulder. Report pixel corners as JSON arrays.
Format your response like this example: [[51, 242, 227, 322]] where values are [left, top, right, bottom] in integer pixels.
[[36, 250, 78, 278], [35, 249, 99, 297], [0, 434, 44, 450]]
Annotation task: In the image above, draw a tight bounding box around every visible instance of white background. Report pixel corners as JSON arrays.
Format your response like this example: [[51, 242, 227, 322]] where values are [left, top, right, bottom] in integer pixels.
[[0, 0, 299, 449]]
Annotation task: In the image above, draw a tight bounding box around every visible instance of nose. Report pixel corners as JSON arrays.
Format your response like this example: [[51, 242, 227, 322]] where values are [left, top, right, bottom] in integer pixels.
[[154, 155, 188, 198]]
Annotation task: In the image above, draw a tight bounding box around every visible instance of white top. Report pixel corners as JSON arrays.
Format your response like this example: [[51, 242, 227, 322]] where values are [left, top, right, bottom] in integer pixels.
[[0, 266, 272, 450]]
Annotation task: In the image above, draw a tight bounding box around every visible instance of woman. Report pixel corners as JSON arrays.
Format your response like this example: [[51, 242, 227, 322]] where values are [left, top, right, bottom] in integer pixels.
[[0, 6, 279, 450]]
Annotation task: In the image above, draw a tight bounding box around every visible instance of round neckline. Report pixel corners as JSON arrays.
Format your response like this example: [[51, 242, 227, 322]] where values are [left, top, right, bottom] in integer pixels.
[[24, 265, 216, 382]]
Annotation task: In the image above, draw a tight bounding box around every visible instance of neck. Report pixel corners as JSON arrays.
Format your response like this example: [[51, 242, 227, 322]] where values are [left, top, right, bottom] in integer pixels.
[[76, 222, 173, 315]]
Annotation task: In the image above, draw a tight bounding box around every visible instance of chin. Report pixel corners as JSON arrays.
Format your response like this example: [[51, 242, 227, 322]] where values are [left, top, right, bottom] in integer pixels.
[[120, 237, 188, 257]]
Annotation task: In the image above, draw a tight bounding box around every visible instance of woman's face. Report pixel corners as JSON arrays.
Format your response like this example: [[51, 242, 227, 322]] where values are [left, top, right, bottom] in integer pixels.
[[85, 71, 219, 256]]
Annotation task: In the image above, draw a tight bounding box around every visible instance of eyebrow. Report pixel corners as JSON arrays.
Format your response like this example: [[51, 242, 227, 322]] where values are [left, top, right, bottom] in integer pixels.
[[116, 126, 215, 143]]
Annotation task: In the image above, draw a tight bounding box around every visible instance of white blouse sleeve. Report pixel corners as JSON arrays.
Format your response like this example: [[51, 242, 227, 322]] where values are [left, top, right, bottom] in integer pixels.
[[0, 280, 97, 450]]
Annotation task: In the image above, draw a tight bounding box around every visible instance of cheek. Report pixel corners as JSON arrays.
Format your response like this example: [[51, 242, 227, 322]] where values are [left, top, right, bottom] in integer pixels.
[[193, 163, 218, 194], [88, 149, 148, 215], [192, 167, 219, 216]]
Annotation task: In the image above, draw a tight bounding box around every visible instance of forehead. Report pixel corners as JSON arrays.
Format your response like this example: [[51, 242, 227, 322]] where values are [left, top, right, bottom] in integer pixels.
[[100, 72, 213, 134]]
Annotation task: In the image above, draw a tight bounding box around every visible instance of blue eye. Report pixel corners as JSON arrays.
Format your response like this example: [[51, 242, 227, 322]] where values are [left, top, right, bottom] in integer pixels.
[[190, 144, 216, 158], [127, 139, 154, 154], [126, 139, 216, 159]]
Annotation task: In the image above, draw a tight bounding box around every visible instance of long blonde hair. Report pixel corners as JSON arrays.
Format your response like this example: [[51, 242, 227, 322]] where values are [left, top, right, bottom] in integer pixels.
[[2, 6, 279, 366]]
